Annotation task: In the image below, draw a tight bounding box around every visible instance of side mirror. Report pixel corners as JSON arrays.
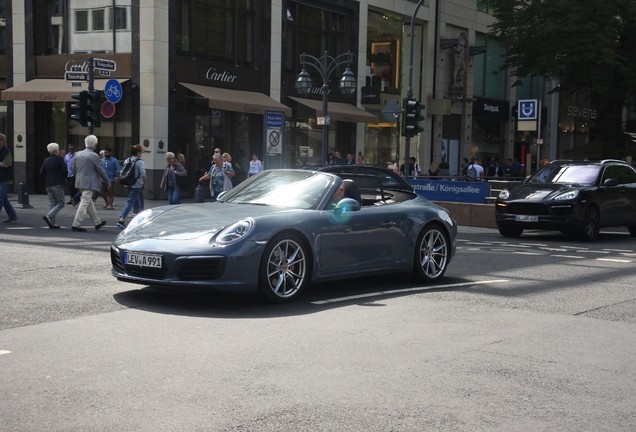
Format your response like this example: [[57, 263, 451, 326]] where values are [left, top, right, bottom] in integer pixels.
[[334, 198, 361, 212], [603, 178, 619, 187]]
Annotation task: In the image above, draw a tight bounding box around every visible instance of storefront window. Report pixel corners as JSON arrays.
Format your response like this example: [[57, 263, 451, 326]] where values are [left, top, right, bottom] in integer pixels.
[[284, 1, 354, 74], [177, 0, 261, 67], [473, 33, 507, 100]]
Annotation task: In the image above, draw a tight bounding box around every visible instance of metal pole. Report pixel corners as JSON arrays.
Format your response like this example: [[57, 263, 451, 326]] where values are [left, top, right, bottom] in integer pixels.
[[88, 57, 94, 135], [405, 0, 424, 177], [536, 97, 542, 172], [321, 53, 329, 165]]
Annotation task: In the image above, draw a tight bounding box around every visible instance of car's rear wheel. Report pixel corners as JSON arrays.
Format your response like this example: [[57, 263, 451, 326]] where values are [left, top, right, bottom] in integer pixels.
[[413, 224, 450, 282], [258, 233, 309, 303], [497, 223, 523, 238], [580, 206, 600, 241], [628, 226, 636, 237]]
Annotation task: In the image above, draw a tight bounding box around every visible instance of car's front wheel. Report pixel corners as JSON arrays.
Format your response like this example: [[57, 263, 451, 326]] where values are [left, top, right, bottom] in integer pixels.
[[258, 233, 309, 303], [497, 223, 523, 238], [413, 224, 450, 282], [580, 206, 600, 241]]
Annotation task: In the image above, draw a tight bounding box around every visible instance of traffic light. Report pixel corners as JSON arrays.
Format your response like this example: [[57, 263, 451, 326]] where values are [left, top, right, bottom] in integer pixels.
[[70, 91, 88, 126], [86, 90, 103, 128], [402, 97, 425, 137]]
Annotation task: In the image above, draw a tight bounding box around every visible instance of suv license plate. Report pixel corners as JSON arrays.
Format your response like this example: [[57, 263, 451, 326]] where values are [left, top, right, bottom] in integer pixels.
[[125, 252, 162, 268], [515, 215, 539, 222]]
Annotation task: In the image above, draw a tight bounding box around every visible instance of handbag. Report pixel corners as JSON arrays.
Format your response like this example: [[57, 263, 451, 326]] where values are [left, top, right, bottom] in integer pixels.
[[176, 174, 189, 190]]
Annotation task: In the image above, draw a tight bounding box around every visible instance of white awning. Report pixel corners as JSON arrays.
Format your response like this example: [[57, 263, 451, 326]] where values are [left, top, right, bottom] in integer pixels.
[[1, 79, 129, 102], [289, 97, 378, 123], [180, 82, 291, 116]]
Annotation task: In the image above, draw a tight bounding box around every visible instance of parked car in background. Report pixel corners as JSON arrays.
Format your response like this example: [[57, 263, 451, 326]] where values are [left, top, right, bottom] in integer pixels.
[[112, 169, 457, 303], [495, 159, 636, 240]]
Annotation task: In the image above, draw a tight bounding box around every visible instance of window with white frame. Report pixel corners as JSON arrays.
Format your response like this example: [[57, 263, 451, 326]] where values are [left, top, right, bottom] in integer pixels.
[[109, 6, 128, 31], [75, 9, 88, 32], [92, 8, 106, 31]]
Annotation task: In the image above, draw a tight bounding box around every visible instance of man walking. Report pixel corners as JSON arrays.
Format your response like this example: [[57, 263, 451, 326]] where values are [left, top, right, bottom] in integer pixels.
[[71, 135, 109, 232], [0, 133, 17, 223], [100, 147, 120, 209], [39, 143, 66, 229]]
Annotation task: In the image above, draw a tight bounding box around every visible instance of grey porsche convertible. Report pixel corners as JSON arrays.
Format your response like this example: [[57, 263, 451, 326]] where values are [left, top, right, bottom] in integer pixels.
[[111, 169, 457, 303]]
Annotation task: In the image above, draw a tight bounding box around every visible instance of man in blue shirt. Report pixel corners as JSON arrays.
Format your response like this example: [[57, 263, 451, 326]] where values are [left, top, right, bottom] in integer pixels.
[[100, 147, 120, 209]]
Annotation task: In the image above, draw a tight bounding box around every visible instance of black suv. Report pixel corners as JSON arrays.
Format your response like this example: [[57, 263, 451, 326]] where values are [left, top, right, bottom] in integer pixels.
[[495, 159, 636, 240]]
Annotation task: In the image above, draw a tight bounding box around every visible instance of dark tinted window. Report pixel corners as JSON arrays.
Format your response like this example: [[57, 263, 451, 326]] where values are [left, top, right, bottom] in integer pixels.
[[603, 165, 636, 185]]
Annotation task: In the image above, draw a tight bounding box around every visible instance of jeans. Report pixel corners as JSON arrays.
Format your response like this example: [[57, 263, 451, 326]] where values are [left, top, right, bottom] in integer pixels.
[[120, 187, 142, 220], [0, 182, 17, 220], [166, 187, 181, 205], [45, 184, 66, 223]]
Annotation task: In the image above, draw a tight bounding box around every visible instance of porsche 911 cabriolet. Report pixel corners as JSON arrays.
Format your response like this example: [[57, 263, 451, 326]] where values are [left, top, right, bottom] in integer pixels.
[[111, 169, 457, 302]]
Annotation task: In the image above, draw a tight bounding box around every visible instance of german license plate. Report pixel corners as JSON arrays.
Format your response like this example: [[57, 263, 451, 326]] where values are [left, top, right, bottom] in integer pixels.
[[514, 215, 539, 222], [125, 252, 162, 268]]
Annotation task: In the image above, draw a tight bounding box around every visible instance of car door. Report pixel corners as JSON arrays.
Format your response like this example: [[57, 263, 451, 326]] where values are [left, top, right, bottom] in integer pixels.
[[599, 165, 635, 226], [613, 165, 636, 224], [317, 203, 407, 277]]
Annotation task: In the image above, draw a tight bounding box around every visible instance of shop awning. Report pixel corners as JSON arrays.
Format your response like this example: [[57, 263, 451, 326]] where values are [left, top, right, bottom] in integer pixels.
[[289, 96, 378, 123], [0, 78, 129, 102], [179, 82, 291, 117]]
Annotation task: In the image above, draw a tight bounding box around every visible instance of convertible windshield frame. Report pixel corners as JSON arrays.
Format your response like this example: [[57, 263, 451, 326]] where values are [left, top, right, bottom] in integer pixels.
[[219, 170, 337, 210]]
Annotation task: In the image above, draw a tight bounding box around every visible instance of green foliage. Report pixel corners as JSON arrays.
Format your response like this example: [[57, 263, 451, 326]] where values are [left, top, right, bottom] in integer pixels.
[[489, 0, 636, 157]]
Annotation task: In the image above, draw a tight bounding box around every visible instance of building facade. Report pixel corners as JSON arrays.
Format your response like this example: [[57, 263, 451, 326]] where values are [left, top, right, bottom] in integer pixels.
[[2, 0, 621, 198]]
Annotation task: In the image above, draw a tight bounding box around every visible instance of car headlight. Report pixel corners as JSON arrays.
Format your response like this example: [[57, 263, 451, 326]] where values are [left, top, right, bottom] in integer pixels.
[[215, 218, 255, 245], [498, 189, 510, 200], [554, 190, 579, 201]]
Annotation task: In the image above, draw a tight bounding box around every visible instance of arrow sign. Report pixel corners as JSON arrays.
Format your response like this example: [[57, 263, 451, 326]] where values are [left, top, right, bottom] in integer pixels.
[[93, 58, 116, 72], [381, 100, 401, 123]]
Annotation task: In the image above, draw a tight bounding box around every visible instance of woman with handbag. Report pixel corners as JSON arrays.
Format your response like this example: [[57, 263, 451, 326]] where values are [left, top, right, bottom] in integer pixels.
[[160, 152, 187, 204]]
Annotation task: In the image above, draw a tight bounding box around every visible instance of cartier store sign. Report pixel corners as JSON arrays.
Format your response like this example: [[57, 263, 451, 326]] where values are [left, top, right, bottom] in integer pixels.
[[176, 56, 261, 92]]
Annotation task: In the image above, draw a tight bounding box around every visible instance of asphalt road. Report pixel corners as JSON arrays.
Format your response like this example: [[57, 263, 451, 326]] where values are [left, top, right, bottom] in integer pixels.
[[1, 194, 635, 431]]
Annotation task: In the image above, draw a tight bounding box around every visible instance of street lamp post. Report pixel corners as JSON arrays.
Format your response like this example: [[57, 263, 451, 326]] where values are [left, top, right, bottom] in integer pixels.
[[295, 51, 356, 164]]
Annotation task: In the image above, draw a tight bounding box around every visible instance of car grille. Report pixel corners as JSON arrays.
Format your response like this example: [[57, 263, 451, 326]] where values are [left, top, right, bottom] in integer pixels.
[[501, 203, 549, 215], [178, 257, 226, 280]]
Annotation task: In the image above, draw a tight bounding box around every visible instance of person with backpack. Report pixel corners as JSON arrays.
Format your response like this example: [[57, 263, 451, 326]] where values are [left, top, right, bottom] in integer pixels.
[[465, 158, 484, 181], [116, 144, 146, 229]]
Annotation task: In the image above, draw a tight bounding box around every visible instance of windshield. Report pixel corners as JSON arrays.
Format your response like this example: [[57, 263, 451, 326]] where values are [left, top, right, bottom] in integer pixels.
[[219, 170, 335, 209], [526, 164, 601, 186]]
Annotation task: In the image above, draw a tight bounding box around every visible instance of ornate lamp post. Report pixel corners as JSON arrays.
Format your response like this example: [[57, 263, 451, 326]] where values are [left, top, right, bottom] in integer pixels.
[[295, 51, 356, 164]]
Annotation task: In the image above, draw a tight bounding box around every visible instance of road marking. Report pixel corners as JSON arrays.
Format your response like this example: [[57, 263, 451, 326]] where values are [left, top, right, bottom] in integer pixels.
[[596, 258, 632, 263], [551, 254, 585, 259], [0, 350, 11, 356], [311, 279, 510, 305], [603, 248, 632, 253], [576, 250, 610, 254], [513, 251, 543, 255]]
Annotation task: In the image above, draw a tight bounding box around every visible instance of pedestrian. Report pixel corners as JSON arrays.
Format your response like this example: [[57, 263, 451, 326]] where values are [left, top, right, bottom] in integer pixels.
[[100, 147, 120, 209], [199, 153, 234, 202], [39, 143, 66, 229], [428, 161, 440, 176], [411, 157, 421, 176], [116, 144, 146, 229], [64, 143, 79, 206], [248, 153, 263, 177], [327, 153, 335, 165], [345, 153, 355, 165], [71, 135, 109, 232], [356, 151, 368, 165], [160, 151, 187, 205], [0, 133, 18, 223], [334, 150, 346, 164]]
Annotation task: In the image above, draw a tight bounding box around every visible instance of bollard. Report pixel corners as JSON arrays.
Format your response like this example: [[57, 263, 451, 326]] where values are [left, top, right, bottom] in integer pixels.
[[194, 184, 205, 203], [18, 181, 33, 209]]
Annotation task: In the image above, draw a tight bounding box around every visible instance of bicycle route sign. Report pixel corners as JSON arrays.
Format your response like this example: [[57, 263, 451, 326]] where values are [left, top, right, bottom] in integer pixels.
[[104, 79, 123, 104]]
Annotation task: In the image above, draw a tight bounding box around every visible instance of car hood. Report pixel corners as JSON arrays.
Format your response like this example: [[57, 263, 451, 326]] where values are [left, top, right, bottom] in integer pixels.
[[505, 183, 578, 201], [118, 203, 294, 241]]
